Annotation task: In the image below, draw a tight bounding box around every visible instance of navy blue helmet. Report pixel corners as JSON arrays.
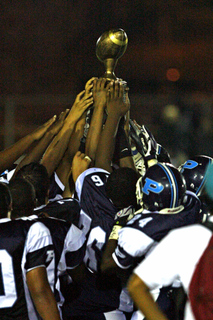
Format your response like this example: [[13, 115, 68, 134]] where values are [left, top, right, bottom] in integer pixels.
[[179, 155, 213, 197], [136, 163, 186, 211]]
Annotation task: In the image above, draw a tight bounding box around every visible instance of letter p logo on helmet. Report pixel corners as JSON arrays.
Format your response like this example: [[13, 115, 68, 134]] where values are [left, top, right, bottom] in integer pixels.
[[142, 177, 164, 195]]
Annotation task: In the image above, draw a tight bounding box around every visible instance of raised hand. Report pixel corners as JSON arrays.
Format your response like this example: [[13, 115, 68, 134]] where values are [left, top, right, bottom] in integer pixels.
[[31, 115, 57, 141], [93, 78, 111, 109], [47, 109, 69, 136], [114, 205, 135, 227], [85, 77, 97, 96], [129, 119, 160, 162], [109, 206, 135, 241], [107, 81, 130, 118], [71, 151, 92, 183], [67, 90, 93, 123]]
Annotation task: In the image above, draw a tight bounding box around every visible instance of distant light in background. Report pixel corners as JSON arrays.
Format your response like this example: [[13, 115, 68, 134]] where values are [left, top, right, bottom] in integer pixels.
[[162, 104, 180, 124], [166, 68, 180, 82]]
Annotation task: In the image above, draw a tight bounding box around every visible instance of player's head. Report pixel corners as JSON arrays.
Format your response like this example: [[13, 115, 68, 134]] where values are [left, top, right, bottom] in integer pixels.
[[106, 167, 140, 209], [14, 162, 50, 206], [179, 155, 213, 197], [0, 182, 12, 218], [9, 178, 36, 219], [136, 162, 186, 212]]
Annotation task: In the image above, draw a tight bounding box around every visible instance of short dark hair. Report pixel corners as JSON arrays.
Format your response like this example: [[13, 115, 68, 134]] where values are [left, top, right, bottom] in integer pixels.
[[14, 162, 50, 206], [105, 167, 139, 209], [0, 182, 12, 218], [9, 178, 36, 219]]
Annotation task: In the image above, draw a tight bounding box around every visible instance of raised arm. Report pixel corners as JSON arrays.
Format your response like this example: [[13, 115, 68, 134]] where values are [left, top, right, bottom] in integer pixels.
[[85, 78, 110, 164], [0, 116, 56, 174], [27, 266, 61, 320], [56, 77, 96, 188], [56, 113, 86, 190], [95, 81, 130, 172], [14, 111, 68, 175], [41, 90, 93, 177], [129, 120, 171, 170], [114, 116, 136, 170], [59, 112, 87, 197]]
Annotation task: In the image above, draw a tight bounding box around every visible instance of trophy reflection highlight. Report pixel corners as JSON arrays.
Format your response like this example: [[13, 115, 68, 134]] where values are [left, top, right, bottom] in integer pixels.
[[96, 28, 128, 81]]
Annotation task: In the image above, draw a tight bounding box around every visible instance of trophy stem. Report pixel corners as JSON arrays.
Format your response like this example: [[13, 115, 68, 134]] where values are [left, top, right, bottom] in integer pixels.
[[103, 59, 118, 80]]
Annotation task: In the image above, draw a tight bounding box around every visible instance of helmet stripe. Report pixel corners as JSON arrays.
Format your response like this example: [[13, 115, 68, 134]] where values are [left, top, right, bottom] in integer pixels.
[[157, 163, 178, 208], [196, 158, 213, 196]]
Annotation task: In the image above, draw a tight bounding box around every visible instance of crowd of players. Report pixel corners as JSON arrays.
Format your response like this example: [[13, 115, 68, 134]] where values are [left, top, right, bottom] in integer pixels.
[[0, 77, 212, 320]]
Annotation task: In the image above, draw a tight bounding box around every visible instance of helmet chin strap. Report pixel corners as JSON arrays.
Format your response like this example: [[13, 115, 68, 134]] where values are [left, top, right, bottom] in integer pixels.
[[159, 205, 184, 214]]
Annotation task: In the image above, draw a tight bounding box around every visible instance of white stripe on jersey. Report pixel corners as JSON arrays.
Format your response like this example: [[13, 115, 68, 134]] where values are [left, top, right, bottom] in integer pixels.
[[0, 168, 16, 182], [54, 171, 65, 191], [112, 227, 155, 269], [64, 224, 86, 254], [25, 221, 53, 256], [22, 222, 54, 320], [60, 224, 86, 272]]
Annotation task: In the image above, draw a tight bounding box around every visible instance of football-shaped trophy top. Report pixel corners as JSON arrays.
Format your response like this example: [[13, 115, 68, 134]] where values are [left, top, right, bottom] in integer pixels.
[[96, 28, 128, 80]]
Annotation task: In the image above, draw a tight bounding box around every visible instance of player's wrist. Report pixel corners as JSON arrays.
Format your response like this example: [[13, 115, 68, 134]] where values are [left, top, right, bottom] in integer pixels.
[[109, 225, 122, 240]]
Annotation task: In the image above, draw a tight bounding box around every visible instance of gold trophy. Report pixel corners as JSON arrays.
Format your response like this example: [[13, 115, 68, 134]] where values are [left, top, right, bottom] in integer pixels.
[[96, 28, 128, 81]]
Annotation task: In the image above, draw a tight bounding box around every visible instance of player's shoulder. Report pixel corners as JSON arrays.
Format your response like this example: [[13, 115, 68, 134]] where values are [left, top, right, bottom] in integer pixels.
[[79, 167, 110, 178], [19, 216, 51, 238], [0, 217, 35, 231], [76, 167, 110, 187], [46, 197, 80, 210], [55, 196, 79, 204], [36, 197, 80, 223], [75, 167, 110, 201], [125, 209, 157, 229]]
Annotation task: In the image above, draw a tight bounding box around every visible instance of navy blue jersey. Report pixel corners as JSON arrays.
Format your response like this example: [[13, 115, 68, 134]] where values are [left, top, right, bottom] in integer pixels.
[[37, 216, 86, 307], [0, 218, 54, 320], [114, 190, 202, 320], [76, 167, 117, 273], [62, 168, 133, 318], [38, 217, 85, 270], [35, 197, 80, 225], [113, 191, 202, 270]]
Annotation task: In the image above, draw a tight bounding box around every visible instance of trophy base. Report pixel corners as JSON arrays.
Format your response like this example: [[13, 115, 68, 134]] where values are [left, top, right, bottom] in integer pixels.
[[101, 72, 128, 88], [102, 71, 117, 81]]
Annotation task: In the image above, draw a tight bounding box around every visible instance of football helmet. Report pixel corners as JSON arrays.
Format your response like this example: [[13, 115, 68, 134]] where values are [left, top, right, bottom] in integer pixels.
[[179, 155, 213, 196], [136, 162, 186, 211]]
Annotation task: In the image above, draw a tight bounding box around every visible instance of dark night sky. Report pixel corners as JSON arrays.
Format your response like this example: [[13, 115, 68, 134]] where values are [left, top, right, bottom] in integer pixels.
[[1, 0, 213, 159], [1, 0, 213, 95]]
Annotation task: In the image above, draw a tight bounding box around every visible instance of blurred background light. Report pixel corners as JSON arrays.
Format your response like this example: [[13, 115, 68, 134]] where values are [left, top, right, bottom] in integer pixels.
[[166, 68, 180, 82]]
